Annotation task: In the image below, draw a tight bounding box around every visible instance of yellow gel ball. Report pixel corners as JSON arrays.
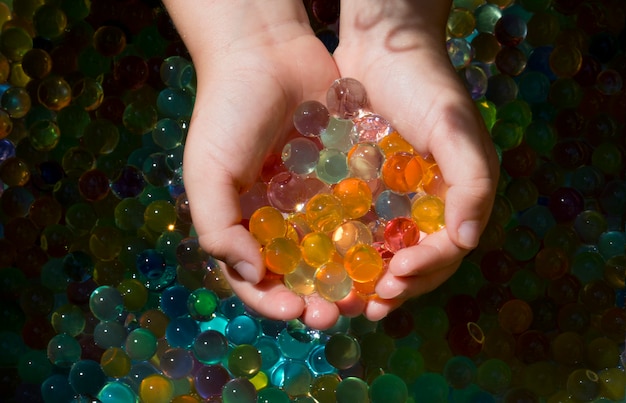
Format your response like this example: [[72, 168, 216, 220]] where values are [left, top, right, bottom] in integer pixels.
[[263, 237, 302, 275], [100, 347, 131, 378], [301, 232, 334, 268], [411, 194, 445, 234]]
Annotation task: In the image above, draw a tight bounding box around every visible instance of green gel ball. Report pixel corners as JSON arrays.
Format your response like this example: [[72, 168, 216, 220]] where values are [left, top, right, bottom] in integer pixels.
[[388, 346, 425, 384], [524, 119, 556, 154], [476, 98, 497, 131], [257, 387, 290, 403], [228, 344, 262, 378], [370, 373, 408, 403], [336, 377, 370, 403], [410, 372, 449, 402], [18, 349, 53, 384], [125, 328, 158, 361], [566, 369, 600, 401], [33, 4, 67, 39], [187, 288, 218, 321], [0, 27, 33, 61], [491, 120, 523, 151], [152, 118, 184, 150], [477, 358, 512, 394], [316, 148, 348, 184], [144, 200, 177, 233]]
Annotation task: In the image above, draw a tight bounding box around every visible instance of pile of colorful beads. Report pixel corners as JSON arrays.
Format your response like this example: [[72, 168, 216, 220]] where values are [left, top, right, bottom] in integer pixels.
[[245, 77, 445, 301], [1, 0, 626, 402]]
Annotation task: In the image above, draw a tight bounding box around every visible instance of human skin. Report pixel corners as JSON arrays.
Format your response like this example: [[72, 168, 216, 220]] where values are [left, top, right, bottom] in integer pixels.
[[162, 0, 499, 329]]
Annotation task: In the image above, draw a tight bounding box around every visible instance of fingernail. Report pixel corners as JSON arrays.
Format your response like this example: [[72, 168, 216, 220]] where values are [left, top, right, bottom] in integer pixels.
[[234, 261, 260, 283], [458, 220, 481, 249]]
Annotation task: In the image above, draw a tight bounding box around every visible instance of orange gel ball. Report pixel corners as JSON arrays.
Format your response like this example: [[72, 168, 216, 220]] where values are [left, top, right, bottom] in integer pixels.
[[249, 206, 286, 245], [344, 243, 384, 283], [332, 177, 372, 220], [381, 152, 423, 194]]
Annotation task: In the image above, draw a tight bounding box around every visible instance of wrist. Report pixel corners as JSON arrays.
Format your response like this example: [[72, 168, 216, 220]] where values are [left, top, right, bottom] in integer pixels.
[[338, 0, 451, 51], [163, 0, 311, 63]]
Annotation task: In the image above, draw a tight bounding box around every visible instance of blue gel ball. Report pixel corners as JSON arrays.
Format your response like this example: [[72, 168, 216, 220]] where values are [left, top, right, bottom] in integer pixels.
[[220, 295, 245, 319], [225, 315, 261, 345], [160, 285, 191, 319], [375, 190, 411, 221], [255, 336, 282, 371], [41, 374, 74, 403], [166, 316, 200, 348], [277, 325, 317, 360], [156, 87, 194, 119], [193, 330, 229, 365], [598, 231, 626, 260], [68, 359, 107, 396], [160, 348, 194, 379], [308, 344, 336, 375]]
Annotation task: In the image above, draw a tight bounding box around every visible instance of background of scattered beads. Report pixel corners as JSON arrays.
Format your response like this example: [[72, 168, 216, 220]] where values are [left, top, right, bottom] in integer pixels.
[[0, 0, 625, 402]]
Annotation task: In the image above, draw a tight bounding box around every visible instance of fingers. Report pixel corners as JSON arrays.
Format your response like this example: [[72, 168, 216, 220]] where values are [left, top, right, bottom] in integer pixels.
[[221, 264, 306, 321], [183, 139, 266, 284]]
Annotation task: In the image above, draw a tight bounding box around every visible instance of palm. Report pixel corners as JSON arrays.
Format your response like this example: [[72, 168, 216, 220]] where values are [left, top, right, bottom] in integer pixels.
[[183, 32, 347, 328]]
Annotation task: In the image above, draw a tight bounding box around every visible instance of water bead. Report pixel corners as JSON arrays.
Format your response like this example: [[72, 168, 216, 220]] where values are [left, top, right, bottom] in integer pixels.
[[160, 56, 195, 89], [381, 152, 422, 194], [263, 236, 302, 275], [93, 25, 127, 57], [598, 231, 625, 260], [1, 86, 31, 118], [320, 116, 354, 152], [284, 260, 317, 295], [160, 348, 194, 379], [573, 210, 608, 245], [100, 347, 132, 378], [352, 113, 392, 143], [316, 148, 348, 184], [411, 194, 445, 234], [68, 359, 107, 396], [300, 232, 334, 267], [225, 315, 261, 345], [326, 77, 368, 119], [249, 206, 287, 245], [193, 330, 229, 364], [369, 373, 408, 403], [293, 100, 330, 137], [315, 261, 353, 302], [139, 373, 175, 403], [281, 137, 320, 175], [447, 8, 476, 38], [459, 65, 489, 100], [45, 333, 81, 369], [222, 378, 257, 403], [447, 38, 474, 69], [310, 373, 340, 401], [152, 118, 183, 150], [144, 199, 176, 232], [165, 316, 199, 349], [89, 285, 124, 321], [305, 193, 344, 232], [383, 217, 420, 253], [342, 243, 383, 283], [159, 285, 191, 319], [347, 142, 384, 181], [332, 177, 372, 220], [194, 364, 231, 399], [335, 377, 369, 403], [124, 327, 157, 361], [322, 333, 360, 371], [97, 382, 138, 403], [0, 26, 33, 62], [267, 172, 327, 213], [474, 4, 503, 33], [228, 344, 262, 378], [187, 288, 218, 321], [566, 369, 600, 402], [374, 190, 411, 221]]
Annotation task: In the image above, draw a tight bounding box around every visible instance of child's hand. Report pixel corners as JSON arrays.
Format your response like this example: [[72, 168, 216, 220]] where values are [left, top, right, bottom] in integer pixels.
[[166, 0, 352, 329], [333, 0, 500, 320]]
